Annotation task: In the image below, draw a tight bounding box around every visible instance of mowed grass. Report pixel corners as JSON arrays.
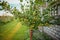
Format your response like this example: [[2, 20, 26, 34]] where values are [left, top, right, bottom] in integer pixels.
[[0, 19, 29, 40], [12, 24, 30, 40]]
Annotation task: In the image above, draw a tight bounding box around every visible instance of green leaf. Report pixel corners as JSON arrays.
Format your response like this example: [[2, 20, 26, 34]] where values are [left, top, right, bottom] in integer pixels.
[[20, 0, 23, 2]]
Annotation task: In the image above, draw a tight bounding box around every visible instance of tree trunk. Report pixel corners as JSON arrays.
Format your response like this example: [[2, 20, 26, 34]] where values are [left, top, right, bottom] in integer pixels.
[[30, 29, 33, 40]]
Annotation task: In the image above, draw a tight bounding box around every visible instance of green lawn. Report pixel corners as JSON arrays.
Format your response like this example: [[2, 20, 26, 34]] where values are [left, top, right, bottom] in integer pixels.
[[12, 24, 30, 40], [0, 19, 30, 40]]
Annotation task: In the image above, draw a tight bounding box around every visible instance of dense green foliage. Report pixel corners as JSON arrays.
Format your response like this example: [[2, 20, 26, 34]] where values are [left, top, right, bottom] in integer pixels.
[[0, 1, 10, 10], [16, 0, 51, 29]]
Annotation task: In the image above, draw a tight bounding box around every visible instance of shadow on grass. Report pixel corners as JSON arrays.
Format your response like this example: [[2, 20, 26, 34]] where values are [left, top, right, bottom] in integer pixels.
[[0, 20, 15, 26]]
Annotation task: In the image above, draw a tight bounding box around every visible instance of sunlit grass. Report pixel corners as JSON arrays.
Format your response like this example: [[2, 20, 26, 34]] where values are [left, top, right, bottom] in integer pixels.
[[12, 24, 29, 40], [0, 19, 29, 40]]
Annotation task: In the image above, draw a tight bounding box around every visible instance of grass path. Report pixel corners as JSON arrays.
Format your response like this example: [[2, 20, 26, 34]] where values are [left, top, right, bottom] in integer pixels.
[[4, 22, 22, 40]]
